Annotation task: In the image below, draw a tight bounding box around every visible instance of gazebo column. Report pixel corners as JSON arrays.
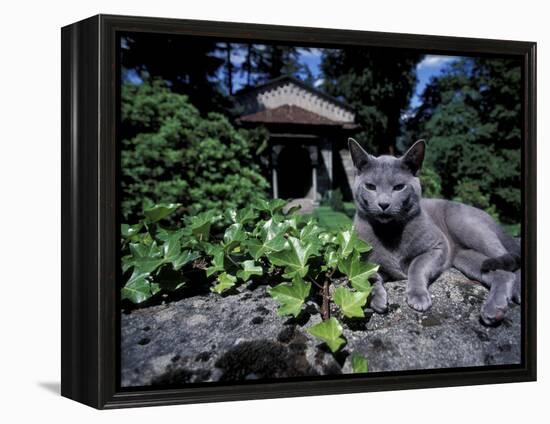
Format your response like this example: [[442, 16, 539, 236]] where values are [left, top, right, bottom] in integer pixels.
[[308, 145, 319, 205], [271, 145, 283, 198], [321, 139, 333, 189]]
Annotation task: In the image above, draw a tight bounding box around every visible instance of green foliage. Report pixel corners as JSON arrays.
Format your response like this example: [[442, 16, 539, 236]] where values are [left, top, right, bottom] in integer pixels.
[[351, 353, 369, 373], [268, 278, 311, 318], [336, 228, 372, 258], [337, 252, 379, 293], [333, 287, 369, 318], [143, 203, 181, 223], [211, 273, 237, 294], [408, 58, 521, 225], [322, 189, 345, 212], [236, 260, 263, 281], [121, 270, 160, 304], [307, 318, 346, 353], [454, 179, 500, 221], [419, 165, 443, 198], [121, 201, 379, 356], [267, 236, 316, 279], [120, 79, 269, 223]]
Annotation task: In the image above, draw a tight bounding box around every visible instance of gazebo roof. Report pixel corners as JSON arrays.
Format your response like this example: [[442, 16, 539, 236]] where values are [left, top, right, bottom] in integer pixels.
[[235, 75, 356, 125], [239, 104, 342, 126]]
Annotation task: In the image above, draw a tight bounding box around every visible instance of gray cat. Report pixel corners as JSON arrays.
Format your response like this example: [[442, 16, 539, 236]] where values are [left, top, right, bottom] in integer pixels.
[[348, 138, 521, 325]]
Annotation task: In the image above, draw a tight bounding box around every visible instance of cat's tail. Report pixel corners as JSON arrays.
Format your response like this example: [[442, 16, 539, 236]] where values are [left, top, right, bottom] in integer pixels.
[[481, 253, 520, 273], [481, 227, 521, 273]]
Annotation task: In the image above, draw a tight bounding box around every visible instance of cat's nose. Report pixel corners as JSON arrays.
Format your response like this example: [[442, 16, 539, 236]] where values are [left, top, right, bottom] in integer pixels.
[[378, 202, 390, 211]]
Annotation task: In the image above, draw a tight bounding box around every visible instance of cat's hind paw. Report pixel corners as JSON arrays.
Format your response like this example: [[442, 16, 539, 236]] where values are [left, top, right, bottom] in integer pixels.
[[406, 289, 432, 312]]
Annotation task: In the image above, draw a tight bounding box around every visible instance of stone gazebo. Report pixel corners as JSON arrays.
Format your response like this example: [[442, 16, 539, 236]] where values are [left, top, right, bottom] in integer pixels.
[[236, 76, 358, 207]]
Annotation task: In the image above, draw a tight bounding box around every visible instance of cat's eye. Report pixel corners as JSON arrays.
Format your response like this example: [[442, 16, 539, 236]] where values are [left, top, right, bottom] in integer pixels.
[[393, 184, 406, 191], [365, 183, 376, 191]]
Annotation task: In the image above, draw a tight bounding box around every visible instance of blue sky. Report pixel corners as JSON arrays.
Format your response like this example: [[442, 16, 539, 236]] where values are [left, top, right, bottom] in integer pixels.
[[411, 54, 458, 108]]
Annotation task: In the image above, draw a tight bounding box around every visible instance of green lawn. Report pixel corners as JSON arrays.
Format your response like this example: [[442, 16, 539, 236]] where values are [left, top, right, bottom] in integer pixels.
[[312, 206, 353, 231]]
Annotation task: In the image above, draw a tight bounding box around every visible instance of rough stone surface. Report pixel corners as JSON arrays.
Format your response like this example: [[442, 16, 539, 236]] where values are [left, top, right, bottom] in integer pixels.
[[121, 269, 520, 387]]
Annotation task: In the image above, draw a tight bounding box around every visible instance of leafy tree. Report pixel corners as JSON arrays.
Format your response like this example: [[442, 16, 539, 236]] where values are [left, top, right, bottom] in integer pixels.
[[321, 48, 420, 154], [121, 79, 270, 223], [407, 58, 521, 224], [419, 164, 443, 198]]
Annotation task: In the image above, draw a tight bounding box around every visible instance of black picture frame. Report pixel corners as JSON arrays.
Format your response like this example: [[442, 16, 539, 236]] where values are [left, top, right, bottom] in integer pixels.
[[61, 14, 537, 409]]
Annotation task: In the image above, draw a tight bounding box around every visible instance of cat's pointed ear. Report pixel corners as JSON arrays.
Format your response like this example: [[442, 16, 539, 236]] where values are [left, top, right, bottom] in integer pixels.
[[401, 139, 425, 176], [348, 138, 372, 171]]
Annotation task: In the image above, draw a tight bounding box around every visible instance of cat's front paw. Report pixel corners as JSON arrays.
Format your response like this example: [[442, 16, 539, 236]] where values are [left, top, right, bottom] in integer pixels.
[[480, 293, 510, 326], [406, 289, 432, 312], [480, 301, 508, 326]]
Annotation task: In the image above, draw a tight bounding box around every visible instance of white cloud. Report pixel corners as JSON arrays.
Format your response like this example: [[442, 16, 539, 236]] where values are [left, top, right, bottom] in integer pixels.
[[416, 55, 457, 70]]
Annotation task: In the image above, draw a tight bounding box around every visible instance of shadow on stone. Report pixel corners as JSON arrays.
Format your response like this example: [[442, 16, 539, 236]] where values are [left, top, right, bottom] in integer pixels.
[[214, 340, 318, 381]]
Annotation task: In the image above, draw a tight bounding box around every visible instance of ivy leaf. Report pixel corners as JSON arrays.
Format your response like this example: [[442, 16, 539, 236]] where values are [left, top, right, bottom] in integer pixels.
[[121, 223, 143, 239], [319, 232, 337, 245], [284, 216, 300, 232], [267, 278, 311, 317], [323, 248, 339, 270], [253, 198, 288, 216], [121, 254, 134, 274], [307, 318, 346, 352], [129, 241, 165, 273], [156, 227, 184, 242], [143, 203, 181, 223], [133, 257, 165, 274], [245, 221, 288, 260], [162, 233, 181, 262], [351, 353, 369, 373], [172, 250, 199, 271], [336, 228, 372, 258], [246, 236, 286, 260], [210, 272, 237, 294], [299, 220, 322, 239], [266, 236, 316, 279], [236, 260, 263, 281], [121, 270, 160, 304], [206, 245, 225, 277], [223, 223, 246, 252], [129, 240, 162, 259], [338, 251, 378, 293], [333, 287, 368, 318], [188, 210, 221, 241], [229, 207, 257, 225], [261, 218, 290, 240]]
